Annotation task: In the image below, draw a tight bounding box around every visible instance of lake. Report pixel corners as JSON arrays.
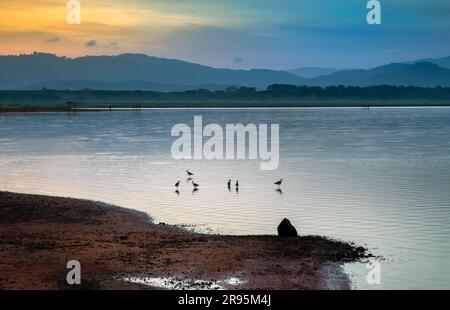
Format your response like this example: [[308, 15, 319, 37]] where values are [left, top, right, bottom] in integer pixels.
[[1, 107, 450, 289]]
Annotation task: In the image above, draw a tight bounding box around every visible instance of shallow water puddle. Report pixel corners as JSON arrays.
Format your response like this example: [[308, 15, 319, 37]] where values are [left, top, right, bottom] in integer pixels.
[[120, 275, 246, 290]]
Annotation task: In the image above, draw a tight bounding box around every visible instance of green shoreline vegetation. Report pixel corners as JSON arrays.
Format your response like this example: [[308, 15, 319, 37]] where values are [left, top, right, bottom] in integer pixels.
[[1, 85, 450, 110]]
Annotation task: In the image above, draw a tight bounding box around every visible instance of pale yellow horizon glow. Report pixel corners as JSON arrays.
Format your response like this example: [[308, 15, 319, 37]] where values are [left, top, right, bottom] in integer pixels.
[[0, 0, 214, 57]]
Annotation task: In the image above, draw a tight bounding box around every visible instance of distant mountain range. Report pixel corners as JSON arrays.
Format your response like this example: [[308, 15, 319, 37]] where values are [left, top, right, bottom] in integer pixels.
[[304, 62, 450, 87], [287, 67, 339, 78], [17, 80, 233, 92], [409, 56, 450, 69], [0, 53, 301, 91], [1, 53, 450, 90]]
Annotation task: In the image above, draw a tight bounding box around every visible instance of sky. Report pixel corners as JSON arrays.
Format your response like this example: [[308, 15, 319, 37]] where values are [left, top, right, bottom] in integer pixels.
[[1, 0, 450, 69]]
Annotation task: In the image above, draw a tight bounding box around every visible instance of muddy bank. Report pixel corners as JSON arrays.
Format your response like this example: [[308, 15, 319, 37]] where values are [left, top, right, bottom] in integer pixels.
[[0, 191, 368, 290]]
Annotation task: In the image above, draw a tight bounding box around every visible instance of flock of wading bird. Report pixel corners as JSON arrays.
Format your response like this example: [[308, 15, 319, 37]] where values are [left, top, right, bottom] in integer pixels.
[[174, 170, 284, 195]]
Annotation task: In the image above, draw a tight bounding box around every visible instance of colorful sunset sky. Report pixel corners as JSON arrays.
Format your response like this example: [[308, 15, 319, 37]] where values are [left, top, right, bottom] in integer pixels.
[[1, 0, 449, 69]]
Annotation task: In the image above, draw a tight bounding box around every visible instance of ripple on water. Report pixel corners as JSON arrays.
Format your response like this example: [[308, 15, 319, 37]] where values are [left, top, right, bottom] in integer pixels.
[[1, 108, 450, 289]]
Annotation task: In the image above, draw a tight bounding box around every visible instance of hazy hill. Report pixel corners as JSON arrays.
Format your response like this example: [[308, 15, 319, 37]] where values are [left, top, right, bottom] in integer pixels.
[[18, 80, 233, 92], [2, 53, 450, 90], [409, 56, 450, 69], [306, 62, 450, 87], [288, 67, 339, 78], [369, 62, 450, 87], [0, 53, 303, 90]]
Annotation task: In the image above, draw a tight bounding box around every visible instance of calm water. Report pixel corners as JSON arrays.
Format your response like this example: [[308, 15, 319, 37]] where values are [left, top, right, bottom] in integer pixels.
[[1, 107, 450, 289]]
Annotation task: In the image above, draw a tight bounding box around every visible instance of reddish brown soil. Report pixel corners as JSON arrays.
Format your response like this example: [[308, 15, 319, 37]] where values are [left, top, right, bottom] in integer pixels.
[[0, 191, 367, 290]]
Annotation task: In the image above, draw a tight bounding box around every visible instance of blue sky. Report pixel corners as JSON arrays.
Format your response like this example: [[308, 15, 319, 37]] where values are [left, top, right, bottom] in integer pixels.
[[2, 0, 450, 69]]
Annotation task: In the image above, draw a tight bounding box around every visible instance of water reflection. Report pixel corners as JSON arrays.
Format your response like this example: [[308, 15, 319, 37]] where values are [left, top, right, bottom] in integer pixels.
[[1, 108, 450, 289], [120, 275, 246, 290]]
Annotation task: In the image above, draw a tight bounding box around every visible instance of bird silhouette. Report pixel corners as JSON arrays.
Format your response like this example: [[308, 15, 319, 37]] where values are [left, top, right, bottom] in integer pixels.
[[175, 181, 180, 188], [274, 179, 283, 187], [192, 180, 199, 188], [186, 170, 194, 177]]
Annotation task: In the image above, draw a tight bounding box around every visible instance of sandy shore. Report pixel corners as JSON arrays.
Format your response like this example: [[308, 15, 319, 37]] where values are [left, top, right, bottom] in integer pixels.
[[0, 191, 368, 290]]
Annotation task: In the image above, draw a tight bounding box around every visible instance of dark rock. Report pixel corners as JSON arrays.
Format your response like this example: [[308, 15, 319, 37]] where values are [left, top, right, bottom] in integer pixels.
[[277, 218, 298, 237]]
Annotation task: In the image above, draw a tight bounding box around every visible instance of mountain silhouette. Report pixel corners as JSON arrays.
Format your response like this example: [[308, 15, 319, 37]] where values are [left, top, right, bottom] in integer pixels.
[[287, 67, 338, 78], [305, 62, 450, 87], [2, 53, 450, 90], [409, 56, 450, 69], [0, 53, 303, 90], [18, 80, 235, 92]]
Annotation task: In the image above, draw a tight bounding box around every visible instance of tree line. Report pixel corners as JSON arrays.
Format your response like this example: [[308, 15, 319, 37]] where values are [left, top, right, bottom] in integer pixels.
[[1, 84, 450, 105]]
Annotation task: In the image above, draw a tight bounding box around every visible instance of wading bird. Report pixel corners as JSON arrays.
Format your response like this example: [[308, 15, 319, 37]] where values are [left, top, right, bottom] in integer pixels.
[[186, 170, 194, 177], [175, 181, 180, 188], [274, 179, 283, 187]]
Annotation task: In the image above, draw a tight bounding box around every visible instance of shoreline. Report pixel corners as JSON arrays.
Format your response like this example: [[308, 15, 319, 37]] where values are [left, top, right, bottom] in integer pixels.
[[0, 191, 369, 290], [0, 107, 111, 113], [2, 101, 450, 113]]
